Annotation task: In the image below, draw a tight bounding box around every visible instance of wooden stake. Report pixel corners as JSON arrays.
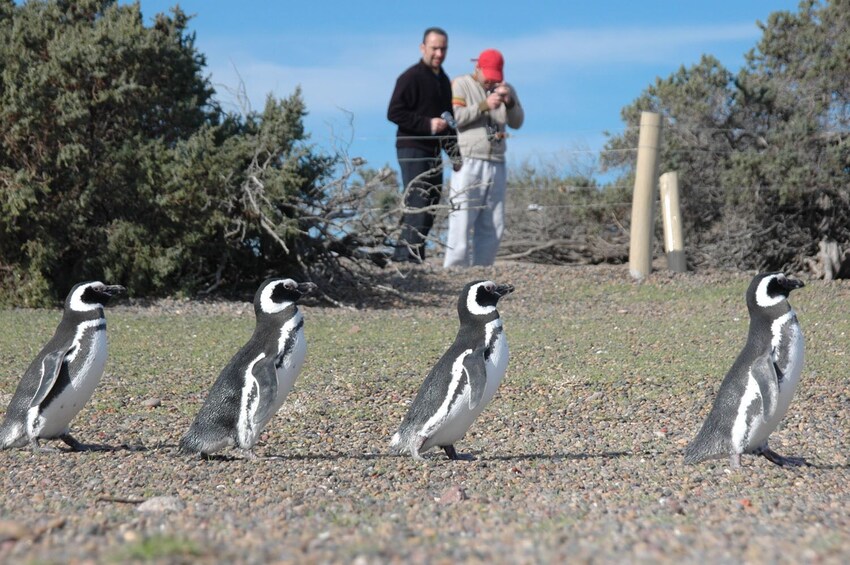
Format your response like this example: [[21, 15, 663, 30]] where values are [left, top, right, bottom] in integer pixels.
[[629, 111, 662, 280]]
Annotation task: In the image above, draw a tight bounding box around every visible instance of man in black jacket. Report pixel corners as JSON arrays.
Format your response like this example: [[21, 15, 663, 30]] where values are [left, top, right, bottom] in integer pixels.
[[387, 27, 455, 263]]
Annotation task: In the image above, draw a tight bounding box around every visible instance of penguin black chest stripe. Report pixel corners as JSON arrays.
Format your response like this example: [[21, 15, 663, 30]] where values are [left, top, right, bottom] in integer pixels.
[[275, 316, 304, 370], [484, 321, 503, 360], [771, 311, 799, 386]]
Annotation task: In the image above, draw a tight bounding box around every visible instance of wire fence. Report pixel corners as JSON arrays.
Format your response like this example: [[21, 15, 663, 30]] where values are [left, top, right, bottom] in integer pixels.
[[372, 126, 849, 203]]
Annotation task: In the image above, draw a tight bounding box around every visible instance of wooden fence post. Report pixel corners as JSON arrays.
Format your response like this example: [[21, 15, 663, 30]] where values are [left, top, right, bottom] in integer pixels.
[[659, 171, 686, 272], [629, 111, 662, 280]]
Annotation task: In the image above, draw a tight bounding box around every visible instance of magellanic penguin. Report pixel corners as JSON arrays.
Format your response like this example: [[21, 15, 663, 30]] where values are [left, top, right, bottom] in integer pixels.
[[0, 281, 126, 451], [179, 278, 316, 459], [390, 280, 514, 461], [685, 272, 807, 469]]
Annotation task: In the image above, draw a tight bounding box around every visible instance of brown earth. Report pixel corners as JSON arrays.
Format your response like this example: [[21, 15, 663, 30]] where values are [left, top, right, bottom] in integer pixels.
[[1, 261, 848, 563]]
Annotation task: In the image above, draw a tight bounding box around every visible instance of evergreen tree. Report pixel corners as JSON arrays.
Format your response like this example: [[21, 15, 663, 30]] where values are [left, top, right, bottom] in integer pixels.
[[603, 0, 850, 274], [0, 1, 338, 305]]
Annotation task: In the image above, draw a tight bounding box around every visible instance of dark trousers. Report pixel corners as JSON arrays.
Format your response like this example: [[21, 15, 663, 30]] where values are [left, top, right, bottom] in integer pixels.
[[395, 146, 444, 261]]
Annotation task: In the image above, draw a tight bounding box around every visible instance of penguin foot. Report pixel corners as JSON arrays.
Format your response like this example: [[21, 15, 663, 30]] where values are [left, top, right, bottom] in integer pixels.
[[60, 434, 100, 452], [728, 453, 742, 469], [759, 447, 808, 467], [241, 448, 259, 461], [410, 436, 427, 461], [29, 438, 59, 453], [442, 445, 474, 461]]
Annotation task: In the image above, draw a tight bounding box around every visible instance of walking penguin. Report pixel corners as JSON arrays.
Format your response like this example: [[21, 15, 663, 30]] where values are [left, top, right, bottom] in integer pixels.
[[685, 272, 807, 468], [180, 278, 316, 458], [390, 280, 514, 460], [0, 281, 126, 451]]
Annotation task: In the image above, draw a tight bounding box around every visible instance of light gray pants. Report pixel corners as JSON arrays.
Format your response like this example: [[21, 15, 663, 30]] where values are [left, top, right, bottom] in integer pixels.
[[443, 158, 506, 268]]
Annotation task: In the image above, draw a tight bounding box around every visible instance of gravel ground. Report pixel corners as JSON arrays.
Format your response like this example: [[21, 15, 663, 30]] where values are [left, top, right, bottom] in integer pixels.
[[1, 261, 849, 564]]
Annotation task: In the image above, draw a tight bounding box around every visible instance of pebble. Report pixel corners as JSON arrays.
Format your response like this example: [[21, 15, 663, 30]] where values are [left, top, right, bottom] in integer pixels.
[[137, 496, 185, 514]]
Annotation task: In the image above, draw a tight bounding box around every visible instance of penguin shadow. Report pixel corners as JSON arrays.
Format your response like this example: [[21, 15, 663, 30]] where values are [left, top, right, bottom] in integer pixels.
[[153, 443, 388, 462], [261, 451, 387, 462], [481, 450, 632, 463], [41, 442, 148, 454], [360, 270, 460, 309], [793, 459, 850, 471]]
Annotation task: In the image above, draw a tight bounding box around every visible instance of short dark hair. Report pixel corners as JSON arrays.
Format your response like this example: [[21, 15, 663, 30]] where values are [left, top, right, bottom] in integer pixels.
[[422, 27, 448, 43]]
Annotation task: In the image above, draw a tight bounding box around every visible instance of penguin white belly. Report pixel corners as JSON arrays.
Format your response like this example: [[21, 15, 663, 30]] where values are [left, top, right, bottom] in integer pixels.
[[266, 325, 307, 426], [424, 332, 509, 450], [755, 317, 804, 447], [34, 322, 108, 438], [742, 316, 805, 452]]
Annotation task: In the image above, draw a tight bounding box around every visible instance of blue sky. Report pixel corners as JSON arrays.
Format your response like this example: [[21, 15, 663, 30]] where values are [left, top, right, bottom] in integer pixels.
[[129, 0, 802, 179]]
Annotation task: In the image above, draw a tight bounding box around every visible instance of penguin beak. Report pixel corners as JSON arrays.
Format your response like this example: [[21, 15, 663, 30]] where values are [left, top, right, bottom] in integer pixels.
[[297, 282, 317, 295], [780, 277, 804, 291], [101, 285, 126, 297], [494, 284, 514, 298]]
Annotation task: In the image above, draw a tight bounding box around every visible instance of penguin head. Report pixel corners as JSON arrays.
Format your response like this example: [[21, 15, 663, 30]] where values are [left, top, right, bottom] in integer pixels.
[[747, 272, 804, 312], [67, 281, 126, 312], [459, 280, 514, 320], [256, 278, 317, 315]]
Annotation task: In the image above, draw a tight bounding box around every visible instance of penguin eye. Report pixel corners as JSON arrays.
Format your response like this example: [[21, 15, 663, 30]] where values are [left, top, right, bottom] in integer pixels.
[[484, 282, 495, 292]]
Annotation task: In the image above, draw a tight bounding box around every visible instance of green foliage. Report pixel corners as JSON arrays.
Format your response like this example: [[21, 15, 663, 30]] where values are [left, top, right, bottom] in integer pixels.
[[0, 0, 215, 304], [602, 0, 850, 274], [0, 0, 337, 305], [112, 535, 205, 562]]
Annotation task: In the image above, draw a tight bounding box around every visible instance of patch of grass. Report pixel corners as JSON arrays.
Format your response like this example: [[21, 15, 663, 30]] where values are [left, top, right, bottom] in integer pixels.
[[110, 535, 205, 562]]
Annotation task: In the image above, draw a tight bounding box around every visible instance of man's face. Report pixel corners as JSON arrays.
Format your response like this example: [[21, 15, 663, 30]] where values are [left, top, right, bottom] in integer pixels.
[[474, 67, 500, 91], [420, 32, 447, 72]]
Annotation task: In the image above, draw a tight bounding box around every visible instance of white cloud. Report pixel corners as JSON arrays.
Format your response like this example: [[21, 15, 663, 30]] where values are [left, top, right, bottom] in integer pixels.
[[499, 23, 759, 66], [208, 59, 391, 116], [204, 22, 761, 117]]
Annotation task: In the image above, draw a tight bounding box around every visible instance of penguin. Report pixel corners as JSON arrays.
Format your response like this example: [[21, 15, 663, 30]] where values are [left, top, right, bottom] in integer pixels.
[[0, 281, 126, 451], [684, 272, 807, 468], [179, 278, 316, 459], [390, 280, 514, 460]]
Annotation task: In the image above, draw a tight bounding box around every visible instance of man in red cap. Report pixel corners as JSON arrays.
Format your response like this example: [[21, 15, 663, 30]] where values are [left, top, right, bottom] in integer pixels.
[[443, 48, 524, 268]]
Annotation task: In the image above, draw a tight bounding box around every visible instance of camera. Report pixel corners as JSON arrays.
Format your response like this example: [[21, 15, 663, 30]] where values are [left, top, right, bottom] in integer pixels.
[[487, 86, 507, 100]]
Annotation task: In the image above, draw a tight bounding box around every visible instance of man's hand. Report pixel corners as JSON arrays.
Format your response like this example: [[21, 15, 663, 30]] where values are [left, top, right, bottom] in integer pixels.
[[431, 117, 448, 134], [485, 91, 504, 111], [494, 84, 511, 106]]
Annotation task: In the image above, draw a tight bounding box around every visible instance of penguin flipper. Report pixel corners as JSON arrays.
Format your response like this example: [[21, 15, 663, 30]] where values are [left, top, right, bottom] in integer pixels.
[[249, 357, 280, 430], [29, 350, 70, 408], [462, 347, 488, 410], [750, 352, 779, 420]]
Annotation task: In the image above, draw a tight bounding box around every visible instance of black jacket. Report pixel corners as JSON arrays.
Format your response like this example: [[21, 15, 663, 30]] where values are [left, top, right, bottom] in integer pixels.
[[387, 60, 455, 154]]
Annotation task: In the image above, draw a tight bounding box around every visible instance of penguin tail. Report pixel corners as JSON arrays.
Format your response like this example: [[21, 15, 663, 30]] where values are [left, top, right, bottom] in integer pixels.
[[179, 425, 233, 456], [0, 420, 27, 450], [683, 431, 725, 465], [178, 431, 204, 455], [683, 442, 703, 465]]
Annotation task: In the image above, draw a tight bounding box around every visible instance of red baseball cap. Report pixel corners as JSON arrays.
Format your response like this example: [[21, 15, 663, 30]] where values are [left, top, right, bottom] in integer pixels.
[[475, 48, 504, 82]]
